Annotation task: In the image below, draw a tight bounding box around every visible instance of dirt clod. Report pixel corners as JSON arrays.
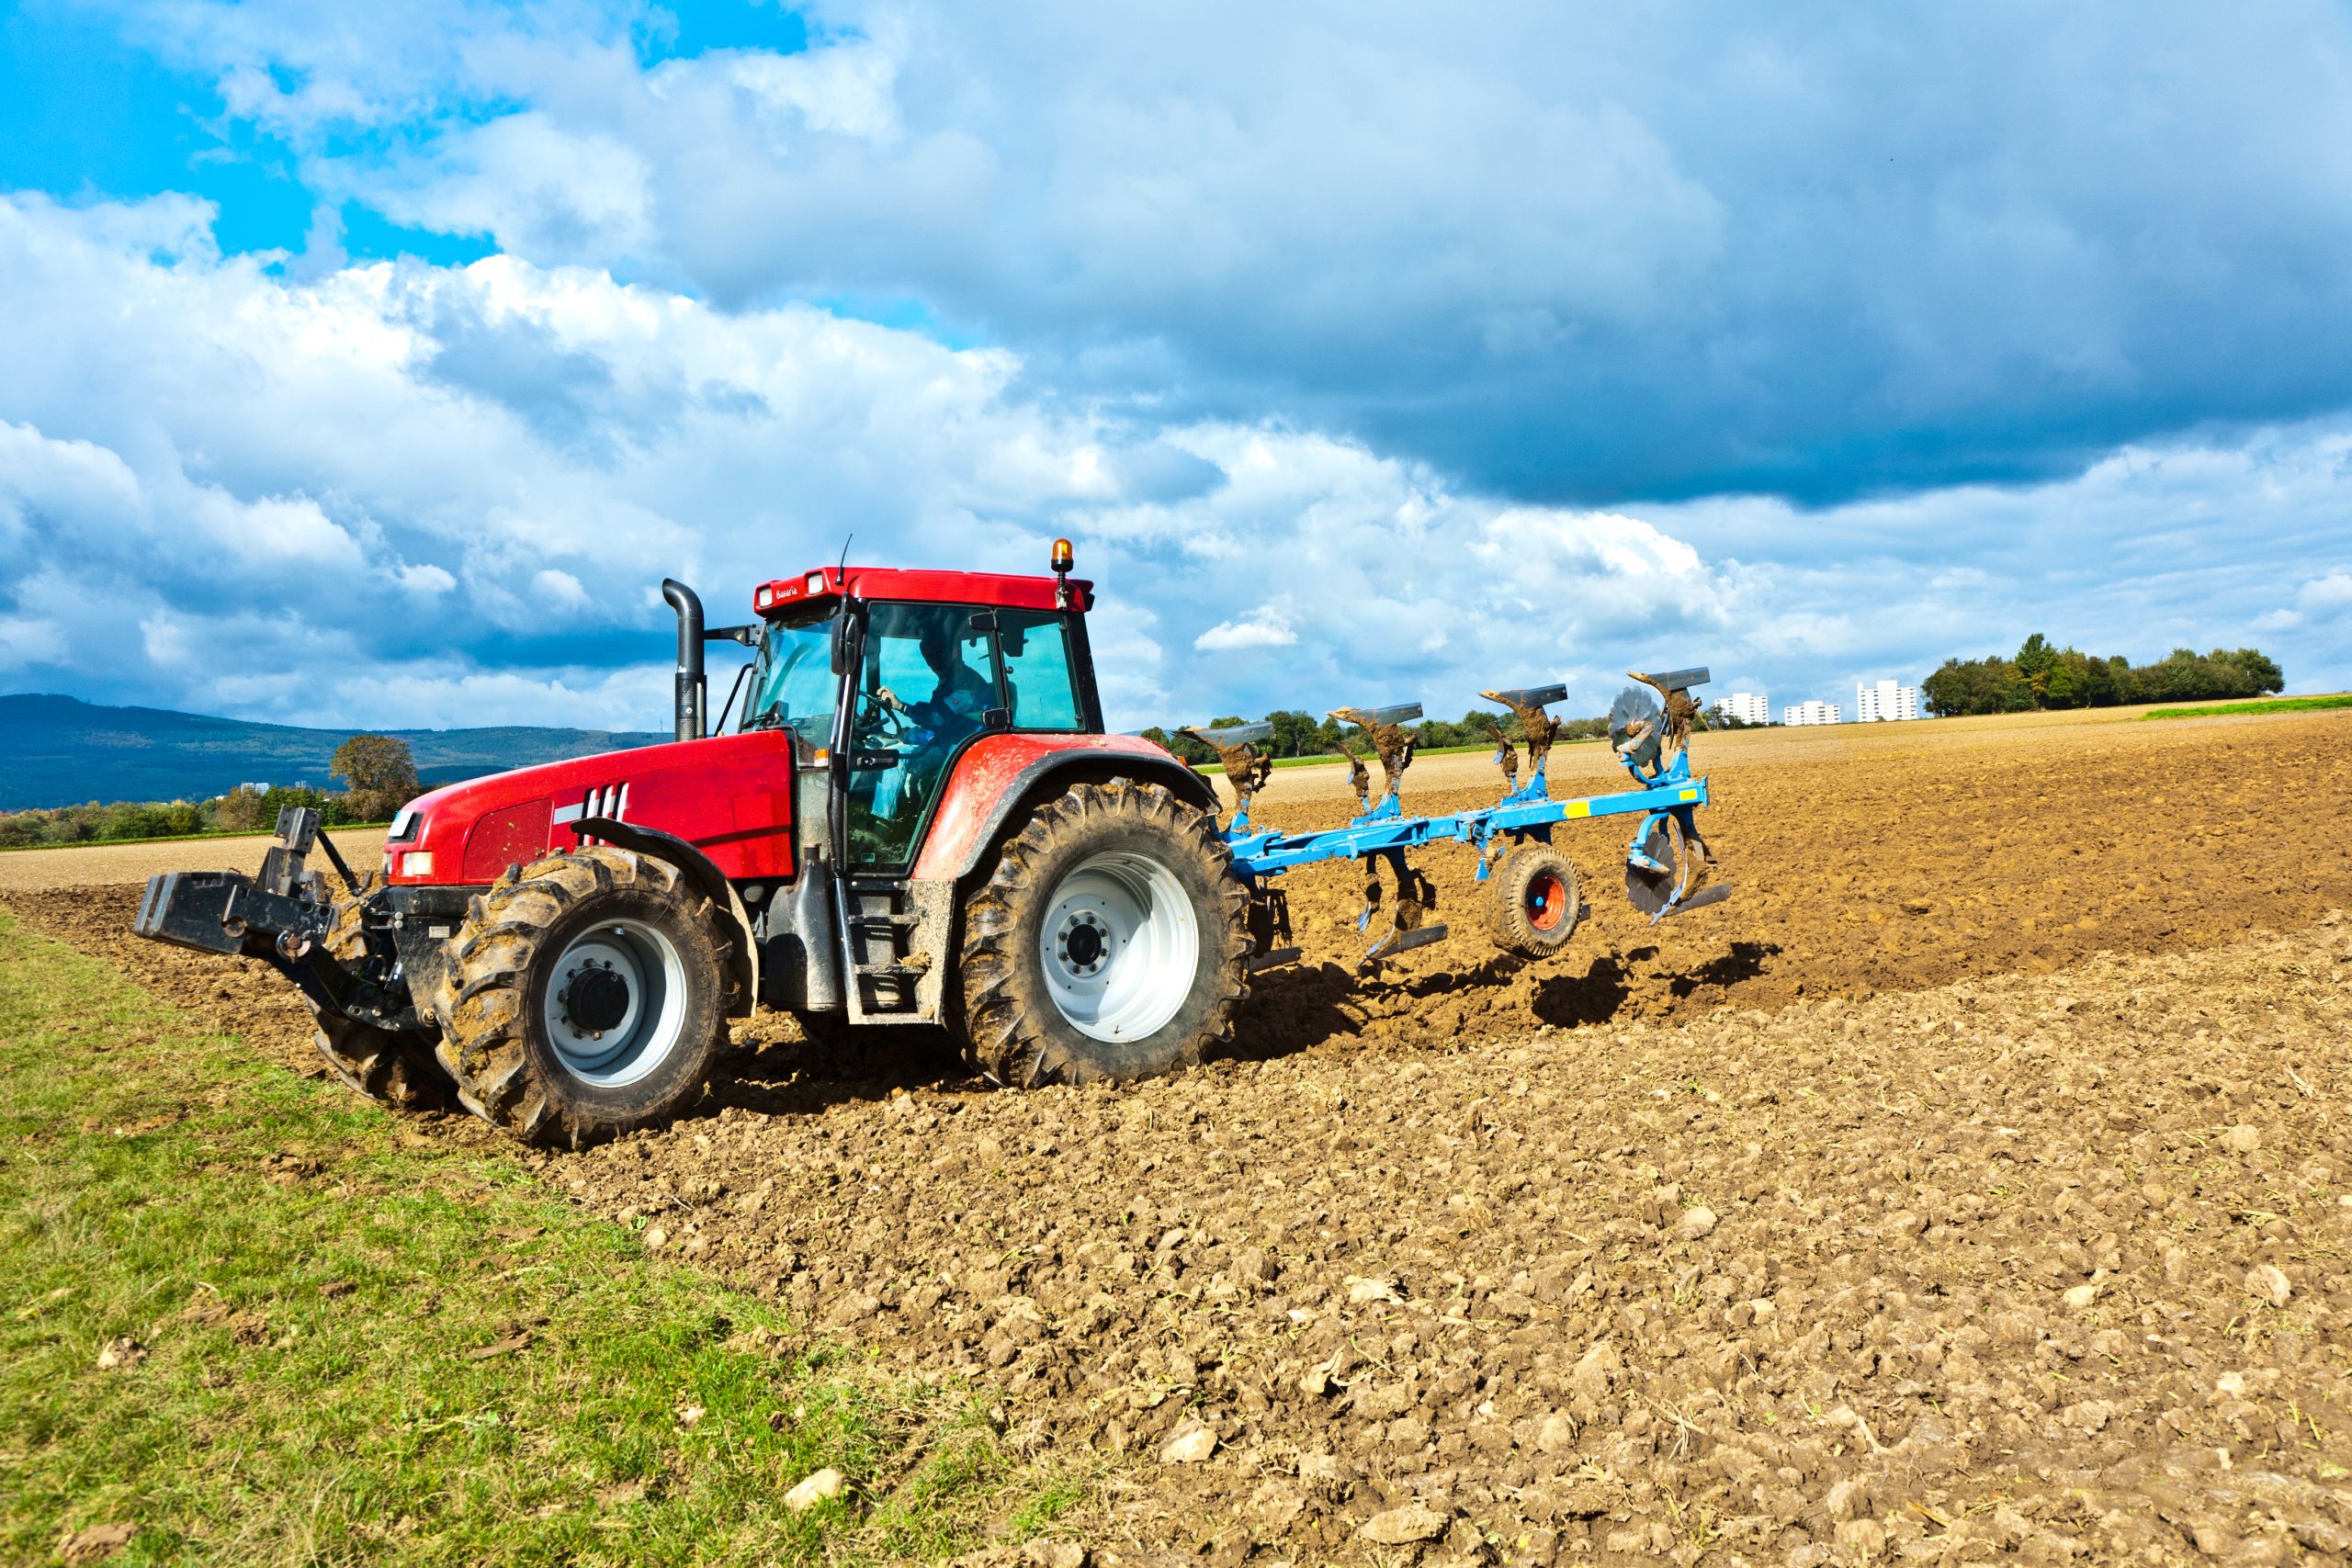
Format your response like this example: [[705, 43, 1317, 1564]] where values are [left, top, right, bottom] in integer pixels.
[[55, 1522, 135, 1564], [1360, 1503, 1448, 1544], [1836, 1517, 1888, 1556], [93, 1337, 144, 1371], [2247, 1263, 2293, 1307], [1157, 1423, 1215, 1464], [784, 1467, 845, 1512]]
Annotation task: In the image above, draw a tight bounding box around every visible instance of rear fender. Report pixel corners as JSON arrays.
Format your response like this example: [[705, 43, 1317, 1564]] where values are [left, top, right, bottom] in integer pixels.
[[912, 734, 1220, 882], [574, 818, 761, 1017]]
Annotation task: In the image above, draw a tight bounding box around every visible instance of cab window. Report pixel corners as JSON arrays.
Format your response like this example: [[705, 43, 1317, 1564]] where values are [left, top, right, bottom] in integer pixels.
[[842, 603, 1091, 867], [742, 608, 839, 746], [996, 609, 1082, 730]]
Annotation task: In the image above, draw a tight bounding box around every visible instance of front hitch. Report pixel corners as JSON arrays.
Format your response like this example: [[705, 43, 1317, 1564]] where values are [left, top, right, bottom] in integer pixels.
[[131, 807, 412, 1029]]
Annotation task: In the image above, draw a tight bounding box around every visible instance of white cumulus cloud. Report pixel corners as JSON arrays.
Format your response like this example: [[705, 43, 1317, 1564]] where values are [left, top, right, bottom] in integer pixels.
[[1194, 608, 1299, 653]]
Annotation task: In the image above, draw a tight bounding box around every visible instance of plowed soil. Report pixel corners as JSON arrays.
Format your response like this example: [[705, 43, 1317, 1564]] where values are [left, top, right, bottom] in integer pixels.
[[1221, 710, 2352, 1055], [8, 707, 2352, 1565]]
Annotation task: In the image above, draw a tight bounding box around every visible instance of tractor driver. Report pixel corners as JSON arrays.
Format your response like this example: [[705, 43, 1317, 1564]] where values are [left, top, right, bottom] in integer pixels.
[[876, 625, 993, 745]]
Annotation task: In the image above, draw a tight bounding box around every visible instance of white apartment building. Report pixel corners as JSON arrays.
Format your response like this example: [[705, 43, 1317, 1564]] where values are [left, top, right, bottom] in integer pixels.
[[1782, 700, 1842, 726], [1723, 691, 1771, 726], [1854, 679, 1921, 722]]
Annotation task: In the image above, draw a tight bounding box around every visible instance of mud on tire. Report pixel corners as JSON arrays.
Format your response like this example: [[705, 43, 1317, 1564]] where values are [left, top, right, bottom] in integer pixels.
[[311, 897, 453, 1111], [960, 779, 1250, 1088], [1483, 843, 1582, 961], [434, 847, 733, 1148]]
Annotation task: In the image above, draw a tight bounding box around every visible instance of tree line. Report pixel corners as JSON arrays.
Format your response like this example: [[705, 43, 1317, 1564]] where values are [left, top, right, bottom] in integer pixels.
[[0, 736, 422, 850], [1921, 636, 2283, 717]]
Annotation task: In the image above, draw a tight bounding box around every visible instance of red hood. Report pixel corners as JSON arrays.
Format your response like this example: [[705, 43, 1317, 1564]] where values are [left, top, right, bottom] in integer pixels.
[[385, 730, 799, 886]]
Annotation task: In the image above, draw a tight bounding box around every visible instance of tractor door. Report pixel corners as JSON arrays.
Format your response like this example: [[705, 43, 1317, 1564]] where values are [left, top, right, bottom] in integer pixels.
[[845, 604, 1001, 867], [842, 603, 1093, 869]]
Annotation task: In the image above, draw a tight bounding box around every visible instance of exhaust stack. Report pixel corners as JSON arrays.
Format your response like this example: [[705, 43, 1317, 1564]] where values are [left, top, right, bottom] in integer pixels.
[[662, 579, 706, 742]]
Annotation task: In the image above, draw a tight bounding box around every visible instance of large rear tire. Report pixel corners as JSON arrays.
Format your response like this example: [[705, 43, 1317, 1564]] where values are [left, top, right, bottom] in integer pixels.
[[433, 848, 732, 1148], [960, 780, 1250, 1088], [311, 897, 453, 1112]]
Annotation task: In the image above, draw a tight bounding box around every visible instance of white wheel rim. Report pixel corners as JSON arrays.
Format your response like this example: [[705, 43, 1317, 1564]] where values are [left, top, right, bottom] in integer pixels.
[[541, 918, 689, 1088], [1040, 851, 1199, 1043]]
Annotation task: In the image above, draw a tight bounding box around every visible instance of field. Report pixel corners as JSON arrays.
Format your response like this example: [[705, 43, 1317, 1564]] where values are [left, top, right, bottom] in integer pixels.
[[5, 705, 2350, 1564]]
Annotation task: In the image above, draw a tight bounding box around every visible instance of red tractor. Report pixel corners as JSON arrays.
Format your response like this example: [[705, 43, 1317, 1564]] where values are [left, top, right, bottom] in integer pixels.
[[137, 543, 1252, 1146]]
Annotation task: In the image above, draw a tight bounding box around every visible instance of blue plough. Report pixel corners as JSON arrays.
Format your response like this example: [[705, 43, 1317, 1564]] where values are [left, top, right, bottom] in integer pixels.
[[1187, 670, 1730, 972]]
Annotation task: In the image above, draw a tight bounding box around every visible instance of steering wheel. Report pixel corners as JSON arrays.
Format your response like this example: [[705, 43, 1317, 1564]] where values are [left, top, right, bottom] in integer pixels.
[[854, 691, 915, 748]]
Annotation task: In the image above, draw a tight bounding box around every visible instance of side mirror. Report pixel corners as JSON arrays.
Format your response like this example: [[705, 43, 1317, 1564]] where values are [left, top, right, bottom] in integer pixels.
[[831, 608, 860, 675]]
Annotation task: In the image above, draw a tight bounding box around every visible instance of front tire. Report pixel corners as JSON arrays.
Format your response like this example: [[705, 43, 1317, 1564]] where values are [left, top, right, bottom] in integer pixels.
[[434, 848, 732, 1148], [311, 897, 453, 1112], [960, 780, 1250, 1088]]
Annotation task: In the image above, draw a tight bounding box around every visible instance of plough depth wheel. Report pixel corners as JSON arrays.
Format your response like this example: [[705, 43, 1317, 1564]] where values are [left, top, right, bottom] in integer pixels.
[[1484, 844, 1582, 960]]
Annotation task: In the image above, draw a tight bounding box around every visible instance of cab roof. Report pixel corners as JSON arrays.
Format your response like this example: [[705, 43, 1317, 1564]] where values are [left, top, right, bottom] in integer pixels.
[[753, 567, 1092, 617]]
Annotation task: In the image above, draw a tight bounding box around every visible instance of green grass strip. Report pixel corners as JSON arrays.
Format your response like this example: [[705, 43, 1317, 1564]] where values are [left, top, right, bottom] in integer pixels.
[[2141, 694, 2352, 721], [0, 911, 1082, 1565]]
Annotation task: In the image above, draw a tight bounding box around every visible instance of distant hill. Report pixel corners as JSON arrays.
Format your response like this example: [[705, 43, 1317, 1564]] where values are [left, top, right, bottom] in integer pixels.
[[0, 694, 671, 809]]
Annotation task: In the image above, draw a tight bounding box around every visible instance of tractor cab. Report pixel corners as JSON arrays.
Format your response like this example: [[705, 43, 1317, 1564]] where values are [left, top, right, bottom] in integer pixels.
[[738, 558, 1103, 871]]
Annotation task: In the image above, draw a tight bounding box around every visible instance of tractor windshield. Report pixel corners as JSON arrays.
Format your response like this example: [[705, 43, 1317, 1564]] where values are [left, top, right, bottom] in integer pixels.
[[743, 610, 839, 747]]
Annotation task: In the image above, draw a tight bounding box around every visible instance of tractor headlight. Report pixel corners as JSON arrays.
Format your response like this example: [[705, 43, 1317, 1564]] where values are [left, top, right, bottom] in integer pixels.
[[401, 851, 435, 877]]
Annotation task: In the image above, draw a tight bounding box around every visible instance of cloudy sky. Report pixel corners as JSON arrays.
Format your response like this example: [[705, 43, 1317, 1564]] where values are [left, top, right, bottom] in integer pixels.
[[2, 0, 2346, 732]]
